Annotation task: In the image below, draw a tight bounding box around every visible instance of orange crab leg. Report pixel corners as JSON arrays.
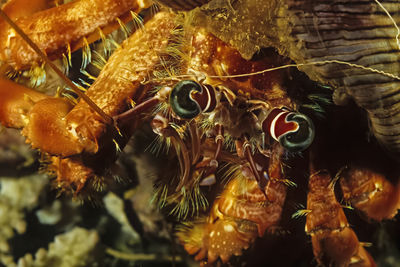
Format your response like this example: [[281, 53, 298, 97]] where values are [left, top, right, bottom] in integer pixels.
[[0, 11, 176, 156], [340, 166, 400, 221], [1, 12, 177, 195], [0, 0, 152, 70], [306, 160, 376, 267], [0, 78, 49, 128], [1, 0, 57, 19], [178, 144, 288, 264]]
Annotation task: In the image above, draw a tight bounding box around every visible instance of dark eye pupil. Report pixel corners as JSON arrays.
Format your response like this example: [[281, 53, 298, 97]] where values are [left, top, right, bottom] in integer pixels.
[[169, 80, 202, 119]]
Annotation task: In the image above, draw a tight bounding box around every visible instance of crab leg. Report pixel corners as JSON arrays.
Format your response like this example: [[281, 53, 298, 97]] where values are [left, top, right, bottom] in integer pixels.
[[0, 12, 177, 194], [51, 11, 177, 194], [306, 158, 376, 267], [0, 0, 152, 70], [0, 78, 50, 128], [340, 165, 400, 221], [1, 0, 57, 19], [178, 143, 287, 264]]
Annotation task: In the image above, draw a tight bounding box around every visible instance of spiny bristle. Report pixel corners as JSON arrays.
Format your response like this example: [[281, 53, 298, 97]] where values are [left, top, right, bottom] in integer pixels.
[[116, 17, 131, 39], [113, 139, 122, 153], [169, 123, 188, 139], [151, 184, 169, 209], [80, 69, 97, 81], [223, 134, 236, 152], [151, 15, 192, 84], [78, 78, 92, 88], [176, 218, 207, 245], [164, 174, 208, 220], [146, 134, 172, 156], [91, 175, 107, 192], [81, 37, 92, 70], [341, 204, 354, 210], [169, 187, 192, 219], [62, 54, 70, 76], [307, 93, 332, 105], [291, 209, 312, 219], [302, 92, 333, 119], [91, 50, 108, 71], [169, 185, 208, 219], [220, 164, 241, 185], [150, 3, 161, 17], [28, 64, 47, 87], [61, 43, 73, 76], [71, 81, 87, 92], [197, 115, 215, 131], [130, 11, 144, 31], [58, 87, 79, 105], [98, 28, 115, 57], [279, 179, 297, 187]]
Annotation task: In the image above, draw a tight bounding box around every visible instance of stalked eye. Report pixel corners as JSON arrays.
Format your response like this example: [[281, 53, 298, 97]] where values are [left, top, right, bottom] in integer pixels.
[[169, 80, 202, 119], [279, 113, 315, 152], [262, 108, 315, 152]]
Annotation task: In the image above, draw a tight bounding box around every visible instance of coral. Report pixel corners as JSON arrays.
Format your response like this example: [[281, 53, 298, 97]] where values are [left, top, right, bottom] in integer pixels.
[[15, 227, 101, 267], [0, 174, 48, 265], [104, 192, 140, 242]]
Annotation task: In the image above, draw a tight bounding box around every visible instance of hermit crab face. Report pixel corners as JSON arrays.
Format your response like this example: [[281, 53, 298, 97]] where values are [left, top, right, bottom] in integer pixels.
[[169, 79, 217, 119], [262, 108, 315, 152]]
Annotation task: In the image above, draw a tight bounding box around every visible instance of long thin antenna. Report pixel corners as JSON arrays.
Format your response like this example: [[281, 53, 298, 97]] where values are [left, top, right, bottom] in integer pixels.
[[0, 9, 113, 125]]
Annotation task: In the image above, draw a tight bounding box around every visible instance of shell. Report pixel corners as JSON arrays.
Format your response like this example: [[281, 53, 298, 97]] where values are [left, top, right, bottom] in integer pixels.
[[191, 0, 400, 158], [155, 0, 210, 10], [278, 0, 400, 158]]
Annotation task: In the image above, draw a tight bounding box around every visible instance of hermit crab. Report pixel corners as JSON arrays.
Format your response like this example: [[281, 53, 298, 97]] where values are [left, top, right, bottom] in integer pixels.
[[0, 0, 399, 266]]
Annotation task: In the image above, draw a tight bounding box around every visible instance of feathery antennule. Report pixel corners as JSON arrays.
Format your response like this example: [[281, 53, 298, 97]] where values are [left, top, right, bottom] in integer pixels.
[[150, 59, 400, 86]]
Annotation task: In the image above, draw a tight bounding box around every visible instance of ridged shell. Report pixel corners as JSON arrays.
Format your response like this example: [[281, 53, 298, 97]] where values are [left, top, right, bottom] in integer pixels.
[[277, 0, 400, 157], [155, 0, 210, 10]]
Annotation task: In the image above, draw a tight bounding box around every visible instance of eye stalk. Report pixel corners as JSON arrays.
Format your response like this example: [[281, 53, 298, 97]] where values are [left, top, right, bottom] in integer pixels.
[[262, 108, 315, 152], [169, 80, 217, 119]]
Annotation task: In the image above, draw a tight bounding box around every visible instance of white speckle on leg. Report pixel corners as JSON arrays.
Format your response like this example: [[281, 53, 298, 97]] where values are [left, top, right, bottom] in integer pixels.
[[224, 224, 234, 232]]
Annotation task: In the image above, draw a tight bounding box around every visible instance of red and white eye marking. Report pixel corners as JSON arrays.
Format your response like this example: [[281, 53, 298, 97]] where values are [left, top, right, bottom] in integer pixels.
[[262, 107, 315, 152]]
